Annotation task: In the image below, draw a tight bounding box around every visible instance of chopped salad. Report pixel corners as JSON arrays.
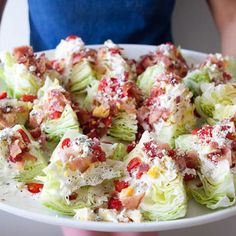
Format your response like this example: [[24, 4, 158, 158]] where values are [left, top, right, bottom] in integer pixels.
[[1, 36, 236, 223]]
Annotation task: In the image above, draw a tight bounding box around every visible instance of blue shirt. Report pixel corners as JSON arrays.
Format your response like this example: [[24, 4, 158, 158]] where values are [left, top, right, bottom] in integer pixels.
[[28, 0, 175, 51]]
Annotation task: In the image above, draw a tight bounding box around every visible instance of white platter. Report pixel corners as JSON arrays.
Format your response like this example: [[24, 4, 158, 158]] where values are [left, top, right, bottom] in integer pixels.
[[1, 45, 235, 232]]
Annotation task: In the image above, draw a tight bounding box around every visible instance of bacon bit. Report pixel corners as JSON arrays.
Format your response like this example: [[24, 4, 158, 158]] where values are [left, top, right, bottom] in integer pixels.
[[114, 180, 129, 192], [9, 154, 23, 163], [21, 152, 37, 162], [9, 140, 24, 160], [127, 157, 141, 172], [65, 35, 79, 41], [207, 150, 223, 164], [49, 111, 62, 119], [175, 96, 181, 104], [184, 174, 196, 181], [18, 129, 30, 144], [231, 141, 236, 151], [0, 91, 7, 99], [50, 60, 65, 74], [185, 151, 199, 169], [26, 183, 44, 194], [226, 132, 236, 140], [167, 149, 176, 157], [20, 94, 37, 102], [72, 52, 82, 65], [121, 193, 145, 210], [30, 128, 41, 139], [101, 115, 113, 127], [109, 48, 121, 54], [127, 142, 136, 153], [13, 46, 34, 64], [91, 144, 106, 162], [61, 138, 71, 149], [69, 192, 78, 201], [108, 197, 123, 211], [68, 156, 92, 173], [136, 163, 150, 179]]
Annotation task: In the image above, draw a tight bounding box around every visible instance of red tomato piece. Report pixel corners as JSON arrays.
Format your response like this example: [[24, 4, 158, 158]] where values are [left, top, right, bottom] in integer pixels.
[[108, 197, 122, 211], [136, 163, 150, 179], [18, 129, 30, 144], [127, 142, 136, 153], [20, 94, 37, 102], [61, 138, 71, 149], [65, 35, 79, 41], [91, 144, 106, 162], [49, 111, 62, 119], [127, 157, 141, 172], [0, 91, 7, 99], [114, 180, 129, 192], [191, 128, 200, 135], [26, 183, 44, 194]]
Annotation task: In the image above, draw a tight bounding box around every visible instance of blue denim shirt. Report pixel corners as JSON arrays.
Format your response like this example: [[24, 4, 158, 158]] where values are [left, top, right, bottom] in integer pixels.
[[28, 0, 175, 51]]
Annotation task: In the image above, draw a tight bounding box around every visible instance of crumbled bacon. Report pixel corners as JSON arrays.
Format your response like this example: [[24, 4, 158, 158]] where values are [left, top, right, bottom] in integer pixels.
[[136, 43, 188, 77], [12, 46, 52, 80], [121, 193, 145, 210]]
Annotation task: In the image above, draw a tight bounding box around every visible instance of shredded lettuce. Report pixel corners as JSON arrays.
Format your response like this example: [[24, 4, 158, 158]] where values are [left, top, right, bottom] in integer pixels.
[[124, 131, 187, 220], [0, 52, 42, 98], [108, 112, 138, 142], [42, 104, 80, 142], [67, 59, 97, 94], [195, 83, 236, 123], [137, 64, 164, 97]]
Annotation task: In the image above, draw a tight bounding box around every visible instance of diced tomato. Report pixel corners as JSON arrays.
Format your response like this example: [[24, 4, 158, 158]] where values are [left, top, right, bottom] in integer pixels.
[[20, 94, 37, 102], [18, 129, 30, 144], [191, 128, 200, 135], [91, 144, 106, 162], [127, 142, 136, 153], [98, 79, 108, 91], [127, 157, 141, 172], [0, 91, 7, 99], [108, 197, 122, 211], [136, 163, 150, 179], [69, 192, 78, 201], [61, 138, 71, 149], [26, 182, 44, 194], [114, 180, 129, 192], [49, 111, 62, 119], [65, 35, 79, 41]]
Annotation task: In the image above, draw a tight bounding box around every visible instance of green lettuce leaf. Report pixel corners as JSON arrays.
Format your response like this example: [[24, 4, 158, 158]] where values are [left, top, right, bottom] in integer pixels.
[[108, 112, 138, 142]]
